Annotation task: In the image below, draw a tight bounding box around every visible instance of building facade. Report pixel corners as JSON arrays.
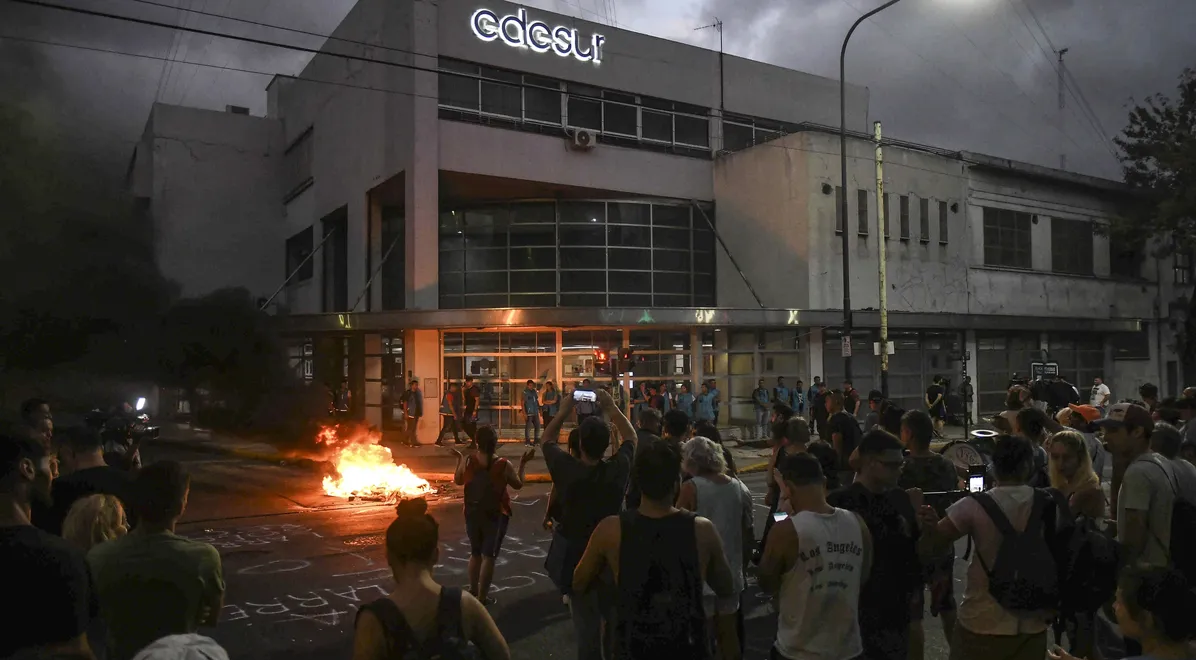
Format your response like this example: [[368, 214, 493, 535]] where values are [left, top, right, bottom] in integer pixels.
[[129, 0, 1188, 436]]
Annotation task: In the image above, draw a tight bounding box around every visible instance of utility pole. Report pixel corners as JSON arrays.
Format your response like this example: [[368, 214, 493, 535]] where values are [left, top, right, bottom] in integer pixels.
[[875, 121, 889, 398], [695, 19, 724, 111], [1057, 47, 1069, 170]]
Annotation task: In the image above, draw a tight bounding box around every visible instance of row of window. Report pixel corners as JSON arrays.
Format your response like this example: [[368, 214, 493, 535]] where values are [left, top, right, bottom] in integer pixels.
[[835, 188, 951, 243]]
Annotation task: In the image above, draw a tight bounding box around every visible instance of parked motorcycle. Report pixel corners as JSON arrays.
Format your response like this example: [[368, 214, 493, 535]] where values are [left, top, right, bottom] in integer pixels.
[[85, 397, 160, 472]]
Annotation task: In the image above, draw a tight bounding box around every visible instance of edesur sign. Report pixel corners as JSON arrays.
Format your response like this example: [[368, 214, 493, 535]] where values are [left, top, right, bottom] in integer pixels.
[[471, 8, 605, 64]]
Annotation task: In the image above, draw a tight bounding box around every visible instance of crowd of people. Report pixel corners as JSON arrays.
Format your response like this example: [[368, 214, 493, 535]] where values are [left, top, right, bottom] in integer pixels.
[[11, 370, 1196, 660], [2, 399, 228, 660]]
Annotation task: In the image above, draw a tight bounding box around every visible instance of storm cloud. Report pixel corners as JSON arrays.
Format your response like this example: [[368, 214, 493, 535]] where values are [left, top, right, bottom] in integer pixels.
[[1, 0, 1192, 179]]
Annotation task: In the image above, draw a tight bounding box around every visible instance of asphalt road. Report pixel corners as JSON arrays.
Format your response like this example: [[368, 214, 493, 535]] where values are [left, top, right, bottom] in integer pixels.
[[145, 444, 960, 660]]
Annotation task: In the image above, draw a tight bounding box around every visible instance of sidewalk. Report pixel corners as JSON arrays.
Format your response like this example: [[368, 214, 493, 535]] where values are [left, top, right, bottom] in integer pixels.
[[154, 423, 774, 483]]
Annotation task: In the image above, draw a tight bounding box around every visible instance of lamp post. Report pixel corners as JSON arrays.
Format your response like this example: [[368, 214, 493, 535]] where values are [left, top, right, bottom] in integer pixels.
[[839, 0, 904, 384]]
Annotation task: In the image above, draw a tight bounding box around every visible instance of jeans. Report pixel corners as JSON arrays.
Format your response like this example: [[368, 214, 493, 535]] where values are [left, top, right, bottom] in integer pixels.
[[525, 413, 541, 443], [437, 415, 462, 444], [404, 415, 420, 445], [572, 583, 616, 660], [755, 408, 769, 439]]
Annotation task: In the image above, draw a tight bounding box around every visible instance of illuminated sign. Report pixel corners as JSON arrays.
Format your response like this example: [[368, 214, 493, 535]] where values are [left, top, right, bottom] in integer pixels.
[[471, 8, 605, 64]]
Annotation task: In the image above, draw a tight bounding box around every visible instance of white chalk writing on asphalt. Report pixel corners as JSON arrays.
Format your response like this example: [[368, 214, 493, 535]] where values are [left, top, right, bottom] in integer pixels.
[[238, 559, 313, 575], [185, 524, 316, 550]]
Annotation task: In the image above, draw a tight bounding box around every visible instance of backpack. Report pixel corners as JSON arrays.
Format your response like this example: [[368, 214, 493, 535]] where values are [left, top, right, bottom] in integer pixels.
[[1027, 445, 1051, 489], [1142, 460, 1196, 582], [1058, 511, 1120, 614], [463, 457, 506, 518], [971, 489, 1063, 614], [357, 588, 480, 660]]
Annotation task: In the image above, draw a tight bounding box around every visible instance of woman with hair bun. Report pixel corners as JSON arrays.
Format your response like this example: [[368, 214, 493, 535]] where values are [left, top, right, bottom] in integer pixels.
[[351, 498, 510, 660]]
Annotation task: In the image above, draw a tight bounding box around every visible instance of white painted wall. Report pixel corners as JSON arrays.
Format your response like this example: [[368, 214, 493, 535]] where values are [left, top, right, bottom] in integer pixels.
[[138, 103, 285, 300]]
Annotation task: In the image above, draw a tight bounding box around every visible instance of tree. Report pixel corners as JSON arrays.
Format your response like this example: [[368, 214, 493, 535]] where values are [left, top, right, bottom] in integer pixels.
[[1110, 68, 1196, 365]]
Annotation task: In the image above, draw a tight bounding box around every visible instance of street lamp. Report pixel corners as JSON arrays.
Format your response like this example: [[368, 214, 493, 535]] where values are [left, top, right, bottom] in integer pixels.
[[839, 0, 904, 385]]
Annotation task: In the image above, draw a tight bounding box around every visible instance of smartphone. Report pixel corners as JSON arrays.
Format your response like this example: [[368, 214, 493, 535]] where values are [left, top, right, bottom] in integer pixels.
[[773, 512, 788, 522], [573, 390, 596, 402], [968, 474, 985, 493]]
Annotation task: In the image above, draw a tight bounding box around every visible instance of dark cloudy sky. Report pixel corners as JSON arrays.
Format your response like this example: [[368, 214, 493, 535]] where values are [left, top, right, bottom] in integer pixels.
[[2, 0, 1192, 179]]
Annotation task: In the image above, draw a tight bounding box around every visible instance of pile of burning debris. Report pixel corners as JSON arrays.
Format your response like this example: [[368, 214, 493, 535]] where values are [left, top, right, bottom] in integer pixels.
[[314, 424, 435, 502]]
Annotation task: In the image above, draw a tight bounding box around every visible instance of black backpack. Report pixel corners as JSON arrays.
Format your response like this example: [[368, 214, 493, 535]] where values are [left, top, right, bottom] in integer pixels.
[[972, 489, 1064, 614], [1059, 512, 1121, 614], [463, 457, 505, 518], [1142, 460, 1196, 582], [357, 588, 480, 659]]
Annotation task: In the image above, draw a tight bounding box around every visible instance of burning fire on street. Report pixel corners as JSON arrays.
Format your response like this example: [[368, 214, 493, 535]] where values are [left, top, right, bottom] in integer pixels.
[[315, 425, 433, 502]]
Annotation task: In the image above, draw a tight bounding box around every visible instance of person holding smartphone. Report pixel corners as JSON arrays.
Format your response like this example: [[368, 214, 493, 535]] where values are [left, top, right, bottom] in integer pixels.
[[574, 380, 598, 425]]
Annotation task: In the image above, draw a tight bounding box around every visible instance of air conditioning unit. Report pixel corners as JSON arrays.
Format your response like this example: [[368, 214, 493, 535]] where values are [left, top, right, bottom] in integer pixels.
[[569, 128, 597, 151]]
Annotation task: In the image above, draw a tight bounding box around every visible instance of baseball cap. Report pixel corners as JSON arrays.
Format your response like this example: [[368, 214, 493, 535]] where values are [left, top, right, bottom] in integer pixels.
[[1092, 402, 1153, 429], [868, 389, 884, 402], [1067, 404, 1103, 423]]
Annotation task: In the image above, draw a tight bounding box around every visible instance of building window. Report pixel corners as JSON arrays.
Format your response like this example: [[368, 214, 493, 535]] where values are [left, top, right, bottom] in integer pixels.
[[723, 121, 754, 152], [919, 198, 930, 243], [1051, 218, 1094, 275], [439, 200, 714, 309], [1112, 326, 1151, 360], [835, 186, 844, 234], [437, 58, 711, 157], [720, 114, 799, 152], [857, 189, 868, 236], [1174, 251, 1194, 285], [882, 193, 891, 240], [982, 207, 1032, 269], [283, 127, 313, 200], [285, 226, 314, 282], [899, 195, 910, 240], [1111, 244, 1144, 279], [938, 200, 949, 244]]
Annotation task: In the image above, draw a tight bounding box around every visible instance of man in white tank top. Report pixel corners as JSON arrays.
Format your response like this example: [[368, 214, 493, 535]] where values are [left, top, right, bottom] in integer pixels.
[[758, 452, 873, 660]]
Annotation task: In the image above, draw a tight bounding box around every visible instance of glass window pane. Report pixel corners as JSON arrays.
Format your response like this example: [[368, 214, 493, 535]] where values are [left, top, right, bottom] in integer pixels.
[[505, 333, 537, 352], [693, 228, 715, 252], [610, 294, 652, 307], [693, 272, 713, 298], [723, 122, 754, 151], [560, 201, 606, 225], [439, 251, 464, 272], [509, 247, 555, 270], [464, 333, 501, 353], [653, 249, 690, 272], [509, 225, 556, 247], [609, 202, 650, 225], [609, 271, 651, 292], [465, 249, 508, 271], [537, 332, 556, 352], [653, 205, 690, 228], [465, 271, 507, 294], [643, 110, 672, 141], [609, 248, 650, 270], [440, 272, 464, 295], [438, 70, 478, 110], [654, 272, 690, 295], [439, 295, 463, 309], [675, 115, 709, 147], [444, 356, 465, 380], [510, 203, 555, 224], [630, 332, 661, 351], [603, 92, 637, 135], [567, 96, 601, 129], [608, 224, 650, 248], [480, 80, 521, 117], [439, 235, 464, 251], [653, 227, 689, 249], [524, 85, 561, 123], [512, 294, 556, 308], [560, 226, 606, 246], [462, 294, 508, 308], [561, 270, 606, 292], [510, 270, 555, 293], [443, 332, 464, 353], [560, 247, 605, 269], [561, 294, 606, 307]]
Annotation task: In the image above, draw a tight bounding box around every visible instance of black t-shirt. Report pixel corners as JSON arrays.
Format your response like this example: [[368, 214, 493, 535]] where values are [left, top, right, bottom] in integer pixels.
[[925, 384, 945, 408], [544, 439, 633, 541], [37, 465, 135, 536], [827, 412, 861, 469], [827, 484, 921, 632], [0, 525, 97, 657]]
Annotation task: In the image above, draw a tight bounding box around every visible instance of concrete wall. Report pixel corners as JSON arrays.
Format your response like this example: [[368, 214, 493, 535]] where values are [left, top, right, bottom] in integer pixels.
[[141, 103, 285, 299]]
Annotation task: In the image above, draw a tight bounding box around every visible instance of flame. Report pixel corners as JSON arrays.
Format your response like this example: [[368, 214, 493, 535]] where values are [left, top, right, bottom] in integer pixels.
[[316, 425, 433, 501]]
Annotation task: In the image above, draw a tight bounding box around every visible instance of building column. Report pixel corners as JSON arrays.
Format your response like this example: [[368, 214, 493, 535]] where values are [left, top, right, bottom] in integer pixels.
[[406, 329, 441, 444], [348, 335, 366, 421], [965, 330, 979, 424], [808, 328, 825, 383], [692, 328, 703, 393], [405, 0, 440, 311], [363, 334, 384, 430]]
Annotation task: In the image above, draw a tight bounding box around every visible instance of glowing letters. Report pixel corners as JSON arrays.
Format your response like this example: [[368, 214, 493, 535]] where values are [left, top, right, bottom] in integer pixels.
[[471, 8, 605, 64]]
